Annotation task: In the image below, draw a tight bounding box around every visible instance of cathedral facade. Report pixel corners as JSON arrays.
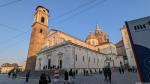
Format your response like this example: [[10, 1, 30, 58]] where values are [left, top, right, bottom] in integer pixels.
[[26, 6, 124, 71]]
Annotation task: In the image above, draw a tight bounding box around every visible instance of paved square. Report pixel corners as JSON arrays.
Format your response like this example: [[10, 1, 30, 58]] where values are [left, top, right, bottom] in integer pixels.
[[0, 71, 139, 84]]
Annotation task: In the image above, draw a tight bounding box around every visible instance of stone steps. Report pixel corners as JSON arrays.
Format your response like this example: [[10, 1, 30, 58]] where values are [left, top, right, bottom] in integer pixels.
[[17, 69, 64, 79]]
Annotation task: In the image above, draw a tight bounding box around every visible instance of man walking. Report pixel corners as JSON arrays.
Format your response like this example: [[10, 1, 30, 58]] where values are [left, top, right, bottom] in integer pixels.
[[26, 71, 30, 82], [69, 69, 73, 84], [64, 70, 69, 84], [103, 68, 107, 81], [107, 68, 112, 83]]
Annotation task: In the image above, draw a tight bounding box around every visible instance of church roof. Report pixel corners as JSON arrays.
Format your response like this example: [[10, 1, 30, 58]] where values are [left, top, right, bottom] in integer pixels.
[[49, 29, 85, 43], [39, 41, 112, 55]]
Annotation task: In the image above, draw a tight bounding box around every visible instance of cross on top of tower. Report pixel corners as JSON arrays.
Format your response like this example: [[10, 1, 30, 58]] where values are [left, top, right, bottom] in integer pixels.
[[96, 24, 101, 31], [95, 24, 102, 34]]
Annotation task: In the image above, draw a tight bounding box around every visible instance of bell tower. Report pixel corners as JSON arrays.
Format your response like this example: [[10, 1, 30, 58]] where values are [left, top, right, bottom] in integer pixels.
[[26, 6, 49, 71]]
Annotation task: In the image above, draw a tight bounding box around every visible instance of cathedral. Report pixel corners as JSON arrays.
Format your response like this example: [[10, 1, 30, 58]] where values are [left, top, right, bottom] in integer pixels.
[[26, 6, 124, 72]]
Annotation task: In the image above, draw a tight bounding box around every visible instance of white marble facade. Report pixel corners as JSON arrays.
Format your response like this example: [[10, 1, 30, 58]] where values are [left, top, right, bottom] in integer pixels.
[[35, 27, 124, 73], [35, 41, 124, 73]]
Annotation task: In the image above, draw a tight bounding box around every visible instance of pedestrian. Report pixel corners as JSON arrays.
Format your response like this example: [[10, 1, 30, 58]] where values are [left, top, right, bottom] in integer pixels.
[[73, 70, 76, 79], [12, 71, 16, 79], [14, 69, 17, 79], [8, 72, 11, 78], [107, 68, 112, 82], [122, 68, 124, 74], [86, 70, 89, 76], [53, 68, 59, 83], [39, 73, 51, 84], [103, 68, 107, 81], [90, 69, 92, 74], [83, 69, 85, 76], [119, 67, 121, 74], [69, 69, 73, 84], [64, 70, 69, 84], [26, 71, 30, 82], [99, 69, 101, 74]]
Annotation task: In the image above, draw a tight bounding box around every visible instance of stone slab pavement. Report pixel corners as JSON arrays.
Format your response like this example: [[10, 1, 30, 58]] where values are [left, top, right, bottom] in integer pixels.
[[0, 71, 140, 84]]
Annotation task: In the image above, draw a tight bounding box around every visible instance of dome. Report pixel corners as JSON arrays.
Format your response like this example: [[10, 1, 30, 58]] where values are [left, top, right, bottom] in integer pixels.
[[86, 32, 97, 40]]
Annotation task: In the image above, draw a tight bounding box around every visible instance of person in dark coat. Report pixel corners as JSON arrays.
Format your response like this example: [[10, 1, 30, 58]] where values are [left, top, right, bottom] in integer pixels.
[[73, 71, 76, 79], [122, 68, 124, 74], [12, 71, 16, 79], [39, 73, 51, 84], [69, 69, 74, 83], [119, 67, 121, 74], [8, 72, 11, 78], [26, 71, 30, 82], [64, 70, 69, 84], [107, 68, 112, 82], [103, 68, 107, 81]]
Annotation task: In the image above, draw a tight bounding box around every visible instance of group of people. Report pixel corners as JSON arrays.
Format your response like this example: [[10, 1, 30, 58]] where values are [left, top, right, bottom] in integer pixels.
[[8, 69, 17, 79], [25, 70, 52, 84], [119, 67, 125, 74], [25, 68, 76, 84], [64, 69, 75, 84], [128, 67, 137, 72]]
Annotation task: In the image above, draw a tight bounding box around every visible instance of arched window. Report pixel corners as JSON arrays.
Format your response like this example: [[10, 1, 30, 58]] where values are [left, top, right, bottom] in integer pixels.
[[83, 56, 84, 62], [48, 59, 51, 69], [40, 29, 43, 33], [75, 55, 77, 61], [41, 17, 45, 23]]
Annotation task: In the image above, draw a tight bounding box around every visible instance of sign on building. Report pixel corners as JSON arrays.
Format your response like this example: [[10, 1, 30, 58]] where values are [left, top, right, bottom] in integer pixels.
[[126, 16, 150, 82]]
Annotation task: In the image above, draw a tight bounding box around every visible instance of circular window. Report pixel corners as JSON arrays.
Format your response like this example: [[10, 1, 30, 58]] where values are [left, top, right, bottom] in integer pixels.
[[41, 17, 45, 23]]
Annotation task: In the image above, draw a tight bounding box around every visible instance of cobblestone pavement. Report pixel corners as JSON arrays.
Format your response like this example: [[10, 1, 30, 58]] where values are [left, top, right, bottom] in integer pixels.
[[0, 71, 140, 84]]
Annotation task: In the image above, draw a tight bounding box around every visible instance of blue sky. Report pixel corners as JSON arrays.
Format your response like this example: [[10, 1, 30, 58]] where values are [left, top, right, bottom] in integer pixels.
[[0, 0, 150, 65]]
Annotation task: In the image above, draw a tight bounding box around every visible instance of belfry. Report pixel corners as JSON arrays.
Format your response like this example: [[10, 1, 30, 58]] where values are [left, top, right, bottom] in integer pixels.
[[26, 6, 49, 70]]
